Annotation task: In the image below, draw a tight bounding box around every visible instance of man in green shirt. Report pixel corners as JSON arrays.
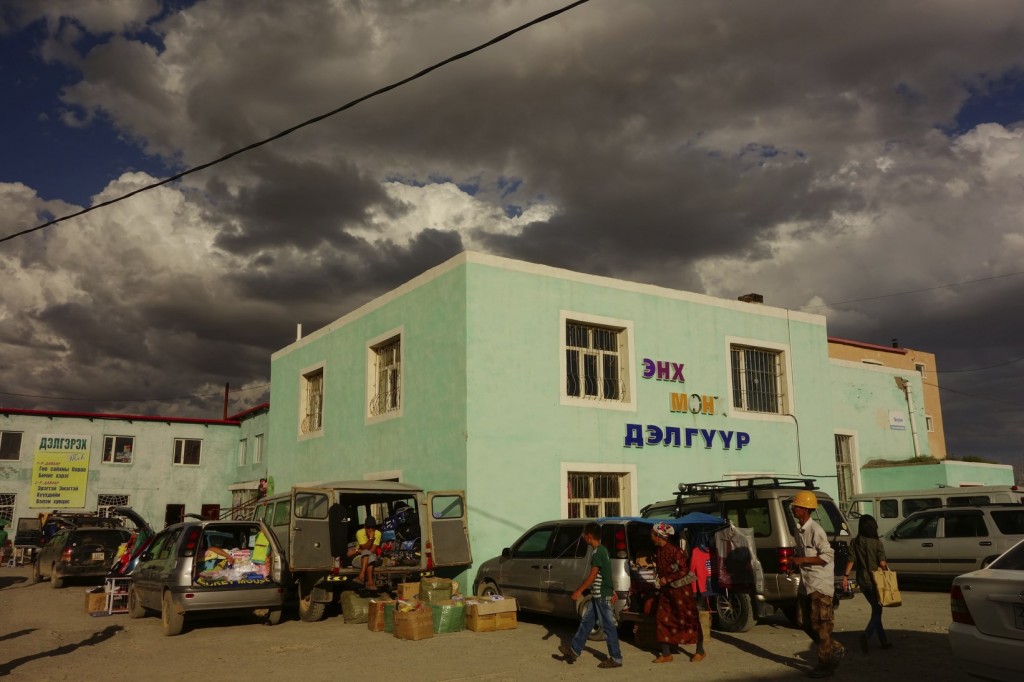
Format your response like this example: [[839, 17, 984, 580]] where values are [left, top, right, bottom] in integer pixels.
[[558, 522, 623, 668]]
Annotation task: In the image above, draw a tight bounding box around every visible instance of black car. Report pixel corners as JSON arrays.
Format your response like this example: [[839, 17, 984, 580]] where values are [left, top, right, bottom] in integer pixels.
[[32, 525, 132, 588]]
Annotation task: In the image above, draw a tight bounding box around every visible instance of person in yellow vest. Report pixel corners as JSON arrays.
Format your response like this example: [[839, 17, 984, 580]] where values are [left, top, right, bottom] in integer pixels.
[[347, 516, 381, 586]]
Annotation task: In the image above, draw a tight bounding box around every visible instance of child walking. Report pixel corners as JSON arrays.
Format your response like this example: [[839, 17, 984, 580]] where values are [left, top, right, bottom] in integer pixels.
[[558, 522, 623, 668]]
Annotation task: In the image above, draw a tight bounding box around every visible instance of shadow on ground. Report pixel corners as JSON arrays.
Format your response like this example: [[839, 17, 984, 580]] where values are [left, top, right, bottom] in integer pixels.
[[0, 625, 124, 676]]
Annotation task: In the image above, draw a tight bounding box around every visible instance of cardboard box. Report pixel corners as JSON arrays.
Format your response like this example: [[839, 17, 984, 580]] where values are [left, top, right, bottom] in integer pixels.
[[393, 608, 434, 641], [367, 599, 395, 633], [465, 598, 518, 632], [84, 589, 106, 614], [395, 582, 420, 601]]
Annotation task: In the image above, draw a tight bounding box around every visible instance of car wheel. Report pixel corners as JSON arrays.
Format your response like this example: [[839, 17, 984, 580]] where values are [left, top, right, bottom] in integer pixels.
[[264, 607, 283, 626], [50, 564, 64, 589], [575, 596, 609, 642], [713, 592, 756, 632], [128, 586, 147, 619], [297, 584, 326, 623], [475, 581, 500, 598], [31, 560, 42, 583], [980, 556, 998, 569], [161, 590, 185, 636]]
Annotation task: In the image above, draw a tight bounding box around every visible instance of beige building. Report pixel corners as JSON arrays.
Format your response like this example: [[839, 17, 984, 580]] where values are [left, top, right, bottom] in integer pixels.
[[827, 337, 947, 460]]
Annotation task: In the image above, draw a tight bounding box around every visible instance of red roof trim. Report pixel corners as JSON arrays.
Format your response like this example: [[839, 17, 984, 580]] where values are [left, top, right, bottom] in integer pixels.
[[228, 402, 270, 421], [0, 407, 240, 426], [828, 336, 908, 355]]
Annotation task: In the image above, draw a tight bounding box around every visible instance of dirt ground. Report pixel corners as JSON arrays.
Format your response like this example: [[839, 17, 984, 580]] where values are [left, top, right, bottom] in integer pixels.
[[1, 566, 963, 681]]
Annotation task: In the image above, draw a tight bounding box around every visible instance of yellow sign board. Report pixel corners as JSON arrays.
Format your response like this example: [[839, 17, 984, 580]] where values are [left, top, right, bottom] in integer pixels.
[[30, 435, 91, 509]]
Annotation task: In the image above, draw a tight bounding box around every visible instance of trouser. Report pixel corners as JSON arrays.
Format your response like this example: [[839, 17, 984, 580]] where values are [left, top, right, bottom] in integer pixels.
[[862, 586, 888, 643], [570, 596, 622, 664], [798, 591, 844, 669]]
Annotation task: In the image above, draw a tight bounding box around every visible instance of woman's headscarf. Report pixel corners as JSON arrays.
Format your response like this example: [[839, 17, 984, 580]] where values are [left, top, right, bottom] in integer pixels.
[[652, 522, 675, 539]]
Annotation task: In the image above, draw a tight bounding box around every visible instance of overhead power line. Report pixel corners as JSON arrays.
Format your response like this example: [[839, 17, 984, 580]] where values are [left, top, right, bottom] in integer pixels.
[[937, 355, 1024, 374], [0, 383, 269, 403], [801, 269, 1024, 310], [0, 0, 594, 245]]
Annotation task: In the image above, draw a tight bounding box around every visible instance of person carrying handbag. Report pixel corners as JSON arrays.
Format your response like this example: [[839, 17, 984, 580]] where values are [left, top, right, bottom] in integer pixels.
[[843, 514, 893, 653], [650, 522, 705, 664]]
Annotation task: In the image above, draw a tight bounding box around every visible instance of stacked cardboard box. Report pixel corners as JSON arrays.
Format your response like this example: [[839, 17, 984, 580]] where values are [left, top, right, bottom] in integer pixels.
[[367, 598, 395, 632], [395, 582, 420, 600], [464, 597, 518, 632], [393, 608, 433, 641]]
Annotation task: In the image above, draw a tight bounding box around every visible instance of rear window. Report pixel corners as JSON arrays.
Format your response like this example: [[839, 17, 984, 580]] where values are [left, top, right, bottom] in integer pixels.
[[948, 495, 991, 507], [991, 510, 1024, 535], [72, 530, 130, 547], [722, 500, 772, 538], [989, 540, 1024, 570], [642, 503, 676, 519]]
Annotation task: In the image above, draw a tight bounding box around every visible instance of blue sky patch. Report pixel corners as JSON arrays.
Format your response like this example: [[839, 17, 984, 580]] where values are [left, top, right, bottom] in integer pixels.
[[950, 69, 1024, 135]]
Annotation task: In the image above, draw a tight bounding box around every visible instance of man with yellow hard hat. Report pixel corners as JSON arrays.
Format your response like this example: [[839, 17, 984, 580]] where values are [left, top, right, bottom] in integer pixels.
[[789, 490, 845, 678]]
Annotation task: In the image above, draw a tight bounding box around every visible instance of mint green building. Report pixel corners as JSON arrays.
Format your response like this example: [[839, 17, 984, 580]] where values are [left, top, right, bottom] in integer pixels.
[[269, 252, 925, 580]]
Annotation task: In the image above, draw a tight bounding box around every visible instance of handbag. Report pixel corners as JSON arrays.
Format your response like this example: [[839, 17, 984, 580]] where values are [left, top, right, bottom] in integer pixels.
[[871, 568, 902, 607]]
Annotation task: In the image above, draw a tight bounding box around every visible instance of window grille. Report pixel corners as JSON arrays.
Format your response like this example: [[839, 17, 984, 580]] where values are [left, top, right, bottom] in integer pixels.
[[567, 472, 625, 519], [370, 337, 401, 416], [731, 346, 783, 413], [97, 494, 130, 520], [565, 323, 624, 402], [301, 369, 324, 434], [0, 493, 14, 524], [834, 434, 854, 506]]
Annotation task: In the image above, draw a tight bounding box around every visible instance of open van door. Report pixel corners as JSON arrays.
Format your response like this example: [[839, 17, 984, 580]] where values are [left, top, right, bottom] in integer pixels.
[[288, 488, 333, 570], [426, 491, 472, 567]]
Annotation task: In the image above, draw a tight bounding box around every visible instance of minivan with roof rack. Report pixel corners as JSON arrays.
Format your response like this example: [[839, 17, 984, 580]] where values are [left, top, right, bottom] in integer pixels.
[[642, 477, 851, 631]]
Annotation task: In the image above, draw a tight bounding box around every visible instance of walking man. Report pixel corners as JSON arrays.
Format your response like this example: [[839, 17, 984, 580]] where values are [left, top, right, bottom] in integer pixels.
[[790, 491, 845, 678], [558, 522, 623, 669]]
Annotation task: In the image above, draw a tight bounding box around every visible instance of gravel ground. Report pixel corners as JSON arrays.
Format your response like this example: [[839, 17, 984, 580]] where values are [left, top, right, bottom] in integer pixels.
[[0, 565, 962, 681]]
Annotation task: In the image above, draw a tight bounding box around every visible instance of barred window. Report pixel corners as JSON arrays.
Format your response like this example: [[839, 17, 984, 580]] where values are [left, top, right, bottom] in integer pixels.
[[567, 472, 627, 519], [369, 336, 401, 417], [565, 322, 624, 402], [0, 492, 14, 524], [731, 345, 784, 414], [97, 494, 130, 520], [301, 368, 324, 434]]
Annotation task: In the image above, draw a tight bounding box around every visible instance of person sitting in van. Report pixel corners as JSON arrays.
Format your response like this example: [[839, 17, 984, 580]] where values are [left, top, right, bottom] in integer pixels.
[[348, 516, 381, 586]]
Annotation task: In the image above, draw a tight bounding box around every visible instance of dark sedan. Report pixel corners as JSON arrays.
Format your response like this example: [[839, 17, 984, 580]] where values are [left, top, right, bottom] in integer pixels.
[[32, 526, 131, 588]]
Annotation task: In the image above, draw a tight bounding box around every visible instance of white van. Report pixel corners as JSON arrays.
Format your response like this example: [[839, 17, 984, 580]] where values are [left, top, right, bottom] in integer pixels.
[[845, 485, 1024, 535]]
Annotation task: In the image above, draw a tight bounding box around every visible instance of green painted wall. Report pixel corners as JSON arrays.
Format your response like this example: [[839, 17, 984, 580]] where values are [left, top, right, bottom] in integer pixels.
[[860, 460, 1015, 492]]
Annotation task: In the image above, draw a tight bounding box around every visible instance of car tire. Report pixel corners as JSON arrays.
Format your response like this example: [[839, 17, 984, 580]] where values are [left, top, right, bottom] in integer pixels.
[[264, 607, 283, 626], [713, 592, 756, 632], [128, 586, 147, 619], [50, 564, 64, 589], [980, 556, 998, 569], [476, 581, 501, 598], [575, 596, 610, 642], [298, 584, 326, 623], [161, 590, 185, 636], [31, 560, 42, 583]]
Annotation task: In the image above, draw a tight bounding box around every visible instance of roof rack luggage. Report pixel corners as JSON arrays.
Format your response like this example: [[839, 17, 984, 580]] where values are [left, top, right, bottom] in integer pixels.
[[675, 477, 818, 501]]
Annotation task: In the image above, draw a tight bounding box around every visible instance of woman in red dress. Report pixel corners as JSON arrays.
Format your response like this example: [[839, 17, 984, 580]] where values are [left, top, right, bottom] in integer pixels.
[[651, 522, 705, 663]]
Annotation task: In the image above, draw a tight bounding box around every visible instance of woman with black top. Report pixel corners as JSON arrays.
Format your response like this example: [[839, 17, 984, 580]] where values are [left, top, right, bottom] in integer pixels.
[[843, 515, 892, 652]]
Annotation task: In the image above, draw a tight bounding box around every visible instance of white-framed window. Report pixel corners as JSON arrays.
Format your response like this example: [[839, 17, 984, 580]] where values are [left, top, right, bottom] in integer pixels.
[[730, 344, 786, 414], [239, 439, 248, 466], [834, 434, 855, 506], [560, 312, 635, 410], [97, 494, 130, 519], [560, 463, 638, 518], [366, 329, 401, 419], [253, 434, 263, 464], [102, 435, 135, 464], [0, 492, 14, 525], [0, 431, 23, 461], [300, 365, 324, 435], [173, 438, 202, 466], [926, 415, 935, 432], [915, 362, 927, 377]]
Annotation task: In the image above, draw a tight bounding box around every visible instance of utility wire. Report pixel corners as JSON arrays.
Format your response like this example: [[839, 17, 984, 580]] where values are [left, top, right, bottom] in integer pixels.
[[927, 381, 1024, 408], [801, 269, 1024, 310], [0, 383, 269, 403], [936, 355, 1024, 374], [0, 0, 594, 245]]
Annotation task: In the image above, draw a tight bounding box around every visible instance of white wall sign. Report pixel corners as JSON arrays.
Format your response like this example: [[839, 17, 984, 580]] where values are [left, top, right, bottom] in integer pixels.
[[888, 410, 906, 431]]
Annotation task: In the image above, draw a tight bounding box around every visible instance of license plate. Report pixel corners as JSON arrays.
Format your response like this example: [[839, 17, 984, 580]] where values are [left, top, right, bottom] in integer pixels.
[[1016, 605, 1024, 630], [91, 552, 105, 561]]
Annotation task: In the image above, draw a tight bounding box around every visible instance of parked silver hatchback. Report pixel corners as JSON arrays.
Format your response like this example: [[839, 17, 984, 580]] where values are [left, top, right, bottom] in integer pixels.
[[128, 519, 287, 636]]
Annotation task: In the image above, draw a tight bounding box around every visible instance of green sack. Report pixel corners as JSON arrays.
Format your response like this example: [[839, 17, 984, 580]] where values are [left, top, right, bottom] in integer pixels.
[[419, 577, 453, 604], [429, 600, 465, 634], [342, 591, 371, 624], [383, 602, 395, 633]]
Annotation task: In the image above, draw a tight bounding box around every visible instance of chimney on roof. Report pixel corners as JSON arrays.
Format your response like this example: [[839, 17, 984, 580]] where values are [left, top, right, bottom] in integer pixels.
[[892, 338, 899, 348], [738, 293, 764, 304]]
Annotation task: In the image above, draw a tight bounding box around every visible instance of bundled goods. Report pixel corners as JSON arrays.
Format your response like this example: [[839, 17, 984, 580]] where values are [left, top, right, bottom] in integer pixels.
[[396, 581, 420, 600], [418, 577, 454, 604], [429, 600, 465, 633], [341, 591, 372, 624], [367, 598, 396, 633]]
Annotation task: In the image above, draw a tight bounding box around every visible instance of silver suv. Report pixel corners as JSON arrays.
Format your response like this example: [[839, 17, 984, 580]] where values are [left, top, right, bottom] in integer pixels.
[[128, 519, 286, 636], [883, 504, 1024, 578], [642, 477, 851, 631]]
